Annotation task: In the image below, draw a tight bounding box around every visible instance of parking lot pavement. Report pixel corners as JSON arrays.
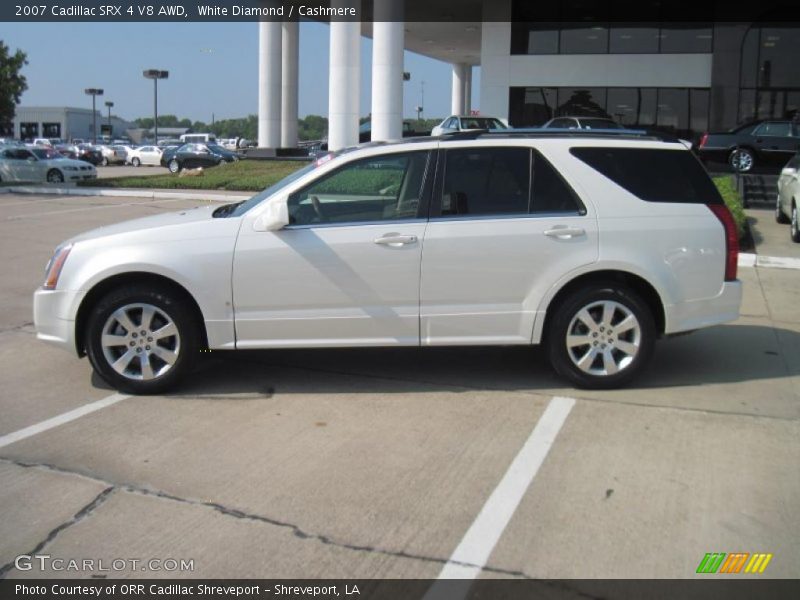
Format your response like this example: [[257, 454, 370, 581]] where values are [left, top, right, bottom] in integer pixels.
[[96, 165, 170, 178], [0, 192, 798, 580], [747, 206, 800, 260]]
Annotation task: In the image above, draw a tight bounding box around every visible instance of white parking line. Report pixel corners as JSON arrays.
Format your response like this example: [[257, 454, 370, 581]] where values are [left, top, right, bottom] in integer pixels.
[[0, 393, 131, 450], [739, 253, 800, 270], [426, 395, 575, 594]]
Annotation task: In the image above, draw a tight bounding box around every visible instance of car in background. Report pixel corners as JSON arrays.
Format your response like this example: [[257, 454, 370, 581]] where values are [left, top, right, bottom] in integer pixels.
[[697, 120, 800, 173], [75, 144, 104, 166], [358, 120, 423, 143], [32, 138, 54, 147], [55, 144, 81, 159], [0, 146, 96, 183], [776, 152, 800, 242], [161, 142, 239, 173], [431, 115, 508, 136], [127, 145, 163, 167], [95, 144, 127, 166], [542, 116, 623, 130]]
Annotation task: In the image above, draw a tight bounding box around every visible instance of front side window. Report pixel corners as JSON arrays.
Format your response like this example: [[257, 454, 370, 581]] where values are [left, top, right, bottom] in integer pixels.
[[287, 151, 429, 226]]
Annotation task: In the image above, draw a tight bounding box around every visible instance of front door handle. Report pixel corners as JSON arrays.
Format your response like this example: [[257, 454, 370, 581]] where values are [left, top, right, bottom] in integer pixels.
[[374, 233, 418, 247], [544, 226, 585, 239]]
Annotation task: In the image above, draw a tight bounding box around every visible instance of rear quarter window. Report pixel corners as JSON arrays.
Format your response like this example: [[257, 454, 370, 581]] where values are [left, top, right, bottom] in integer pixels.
[[570, 147, 723, 205]]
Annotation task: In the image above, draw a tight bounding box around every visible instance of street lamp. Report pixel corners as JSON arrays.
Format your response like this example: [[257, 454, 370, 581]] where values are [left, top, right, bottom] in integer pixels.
[[143, 69, 169, 143], [84, 88, 104, 144], [104, 101, 114, 138]]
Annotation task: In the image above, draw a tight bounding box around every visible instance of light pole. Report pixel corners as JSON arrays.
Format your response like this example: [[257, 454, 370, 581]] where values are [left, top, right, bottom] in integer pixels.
[[104, 101, 114, 139], [143, 69, 169, 143], [84, 88, 104, 144]]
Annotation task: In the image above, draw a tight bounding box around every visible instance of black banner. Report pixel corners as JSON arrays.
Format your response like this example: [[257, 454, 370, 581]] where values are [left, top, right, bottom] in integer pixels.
[[3, 580, 800, 600]]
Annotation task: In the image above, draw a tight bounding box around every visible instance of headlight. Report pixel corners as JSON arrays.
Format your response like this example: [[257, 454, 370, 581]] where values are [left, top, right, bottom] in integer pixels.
[[43, 244, 73, 290]]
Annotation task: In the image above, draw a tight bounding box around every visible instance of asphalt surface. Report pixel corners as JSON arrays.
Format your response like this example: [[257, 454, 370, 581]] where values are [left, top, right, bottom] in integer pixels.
[[0, 192, 798, 580]]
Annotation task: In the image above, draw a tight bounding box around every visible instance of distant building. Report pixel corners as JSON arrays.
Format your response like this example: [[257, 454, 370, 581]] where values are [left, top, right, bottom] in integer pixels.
[[10, 106, 134, 142]]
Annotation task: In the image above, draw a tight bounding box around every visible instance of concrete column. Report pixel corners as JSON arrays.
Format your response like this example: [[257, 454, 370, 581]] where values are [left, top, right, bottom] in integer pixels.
[[281, 21, 299, 148], [328, 3, 361, 151], [371, 0, 404, 141], [258, 20, 282, 148], [451, 63, 468, 116], [464, 66, 473, 114]]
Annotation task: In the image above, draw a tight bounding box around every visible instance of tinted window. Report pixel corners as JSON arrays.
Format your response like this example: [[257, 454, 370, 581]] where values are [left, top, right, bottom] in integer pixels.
[[441, 148, 530, 217], [756, 122, 792, 137], [288, 151, 429, 226], [532, 152, 584, 214], [570, 147, 722, 204], [578, 118, 621, 129]]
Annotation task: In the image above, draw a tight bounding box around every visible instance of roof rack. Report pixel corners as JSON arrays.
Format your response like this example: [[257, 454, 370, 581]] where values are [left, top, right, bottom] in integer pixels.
[[437, 128, 683, 143]]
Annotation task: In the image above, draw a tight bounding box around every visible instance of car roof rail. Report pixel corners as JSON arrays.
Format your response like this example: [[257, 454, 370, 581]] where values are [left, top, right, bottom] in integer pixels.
[[438, 128, 683, 143]]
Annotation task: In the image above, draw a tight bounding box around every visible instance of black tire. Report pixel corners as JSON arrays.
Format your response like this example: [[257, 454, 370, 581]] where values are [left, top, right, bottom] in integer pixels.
[[85, 285, 200, 394], [102, 157, 109, 166], [46, 169, 64, 184], [546, 284, 656, 389], [132, 157, 141, 167], [729, 148, 755, 173], [791, 204, 800, 243], [169, 159, 180, 173], [776, 195, 790, 224]]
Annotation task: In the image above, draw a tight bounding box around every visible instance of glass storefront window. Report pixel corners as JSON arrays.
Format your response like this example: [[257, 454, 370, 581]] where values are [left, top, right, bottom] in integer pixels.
[[758, 27, 800, 88], [659, 24, 713, 53], [656, 89, 689, 134], [560, 24, 609, 54], [607, 88, 657, 127], [557, 88, 608, 117], [609, 26, 659, 53]]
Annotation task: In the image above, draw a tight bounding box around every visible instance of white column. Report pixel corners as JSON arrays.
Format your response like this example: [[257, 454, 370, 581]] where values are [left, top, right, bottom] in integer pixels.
[[328, 4, 361, 151], [371, 0, 404, 141], [451, 63, 467, 116], [464, 66, 472, 114], [258, 20, 282, 148], [281, 21, 299, 148]]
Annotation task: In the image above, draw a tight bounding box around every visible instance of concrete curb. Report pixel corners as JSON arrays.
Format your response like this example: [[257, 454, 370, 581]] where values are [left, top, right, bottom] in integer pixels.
[[0, 185, 251, 203]]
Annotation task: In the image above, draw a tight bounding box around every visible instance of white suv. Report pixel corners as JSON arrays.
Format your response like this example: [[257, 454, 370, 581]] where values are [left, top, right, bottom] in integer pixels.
[[34, 132, 742, 393]]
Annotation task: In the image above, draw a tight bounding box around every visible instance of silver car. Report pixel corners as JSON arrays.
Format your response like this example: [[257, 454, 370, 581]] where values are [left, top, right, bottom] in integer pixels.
[[0, 146, 97, 183], [776, 152, 800, 242]]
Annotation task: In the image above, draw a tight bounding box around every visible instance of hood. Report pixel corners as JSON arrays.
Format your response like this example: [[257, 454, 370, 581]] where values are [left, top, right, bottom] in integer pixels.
[[67, 204, 221, 244]]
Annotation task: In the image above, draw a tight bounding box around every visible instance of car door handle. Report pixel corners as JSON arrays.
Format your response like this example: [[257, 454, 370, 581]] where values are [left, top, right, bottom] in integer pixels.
[[544, 227, 585, 239], [373, 234, 418, 246]]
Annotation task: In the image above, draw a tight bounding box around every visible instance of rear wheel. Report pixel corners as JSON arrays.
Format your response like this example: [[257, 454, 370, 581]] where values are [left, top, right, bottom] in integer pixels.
[[729, 148, 755, 173], [791, 204, 800, 243], [85, 285, 200, 394], [169, 159, 180, 173], [102, 157, 109, 166], [132, 157, 141, 167], [776, 195, 790, 223], [46, 169, 64, 183], [547, 284, 655, 389]]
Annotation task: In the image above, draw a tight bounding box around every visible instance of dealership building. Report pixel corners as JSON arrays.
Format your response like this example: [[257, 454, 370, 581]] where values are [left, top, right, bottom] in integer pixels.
[[7, 106, 134, 142], [258, 0, 800, 150]]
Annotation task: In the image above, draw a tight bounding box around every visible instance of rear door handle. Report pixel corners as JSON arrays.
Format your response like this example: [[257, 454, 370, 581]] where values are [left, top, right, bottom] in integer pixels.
[[374, 234, 418, 246], [544, 227, 585, 239]]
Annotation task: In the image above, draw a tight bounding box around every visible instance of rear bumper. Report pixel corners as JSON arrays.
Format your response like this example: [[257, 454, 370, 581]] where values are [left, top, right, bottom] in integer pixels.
[[33, 288, 85, 355], [665, 280, 742, 334]]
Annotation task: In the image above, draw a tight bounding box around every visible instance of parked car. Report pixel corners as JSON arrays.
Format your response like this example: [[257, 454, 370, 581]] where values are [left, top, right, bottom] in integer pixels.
[[542, 116, 623, 130], [776, 152, 800, 242], [0, 146, 97, 183], [358, 120, 421, 143], [127, 145, 163, 167], [161, 143, 239, 173], [431, 115, 508, 136], [32, 138, 54, 147], [54, 144, 81, 159], [95, 144, 127, 166], [75, 144, 104, 166], [697, 120, 800, 173], [33, 131, 741, 394]]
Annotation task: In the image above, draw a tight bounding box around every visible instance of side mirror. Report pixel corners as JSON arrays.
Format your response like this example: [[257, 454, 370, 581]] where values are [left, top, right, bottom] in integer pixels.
[[253, 197, 290, 232]]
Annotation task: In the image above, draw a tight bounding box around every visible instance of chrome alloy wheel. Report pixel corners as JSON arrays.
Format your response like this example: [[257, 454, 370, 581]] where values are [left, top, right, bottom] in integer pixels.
[[565, 300, 641, 376], [730, 149, 754, 172], [100, 303, 180, 381]]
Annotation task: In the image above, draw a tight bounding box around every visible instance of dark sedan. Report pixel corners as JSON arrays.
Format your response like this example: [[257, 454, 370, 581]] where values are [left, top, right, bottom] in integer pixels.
[[697, 120, 800, 173], [75, 144, 104, 166], [161, 143, 239, 173]]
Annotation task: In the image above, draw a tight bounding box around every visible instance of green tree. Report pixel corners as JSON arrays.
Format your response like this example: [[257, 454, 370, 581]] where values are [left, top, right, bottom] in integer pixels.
[[0, 42, 28, 128]]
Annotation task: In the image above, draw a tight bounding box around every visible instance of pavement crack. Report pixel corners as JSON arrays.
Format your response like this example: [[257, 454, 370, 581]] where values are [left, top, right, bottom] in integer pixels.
[[0, 485, 115, 579], [0, 457, 534, 580]]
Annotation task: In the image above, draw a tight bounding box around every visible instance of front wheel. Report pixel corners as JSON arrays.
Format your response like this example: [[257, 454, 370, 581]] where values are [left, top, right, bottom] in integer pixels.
[[46, 169, 64, 183], [776, 195, 790, 224], [169, 159, 180, 173], [791, 204, 800, 243], [547, 285, 655, 389], [102, 157, 109, 166], [85, 285, 200, 394]]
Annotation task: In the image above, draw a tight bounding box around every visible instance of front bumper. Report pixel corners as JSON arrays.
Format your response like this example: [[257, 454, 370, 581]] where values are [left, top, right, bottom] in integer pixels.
[[33, 288, 86, 355], [665, 280, 743, 334]]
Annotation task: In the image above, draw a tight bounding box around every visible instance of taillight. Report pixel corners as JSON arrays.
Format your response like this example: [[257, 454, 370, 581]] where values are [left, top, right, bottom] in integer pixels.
[[699, 133, 708, 148], [707, 204, 738, 281]]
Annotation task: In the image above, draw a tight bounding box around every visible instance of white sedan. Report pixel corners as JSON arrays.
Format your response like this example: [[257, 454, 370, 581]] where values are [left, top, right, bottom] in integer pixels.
[[0, 146, 97, 183], [776, 152, 800, 242], [127, 145, 163, 167], [431, 115, 508, 136]]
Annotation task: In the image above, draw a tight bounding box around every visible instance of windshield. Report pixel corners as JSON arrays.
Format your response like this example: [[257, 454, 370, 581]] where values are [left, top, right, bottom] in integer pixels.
[[207, 144, 227, 153], [227, 160, 323, 217], [460, 117, 507, 130], [578, 118, 622, 129], [31, 148, 61, 160]]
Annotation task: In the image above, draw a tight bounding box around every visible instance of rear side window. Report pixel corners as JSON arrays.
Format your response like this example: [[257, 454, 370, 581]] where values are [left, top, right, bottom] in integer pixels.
[[570, 147, 723, 205]]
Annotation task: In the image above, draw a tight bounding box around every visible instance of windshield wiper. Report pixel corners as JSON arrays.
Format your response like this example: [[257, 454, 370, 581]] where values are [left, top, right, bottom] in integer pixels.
[[212, 201, 244, 218]]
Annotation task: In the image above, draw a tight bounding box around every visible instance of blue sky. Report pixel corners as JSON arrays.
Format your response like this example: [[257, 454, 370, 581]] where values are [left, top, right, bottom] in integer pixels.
[[1, 21, 479, 123]]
